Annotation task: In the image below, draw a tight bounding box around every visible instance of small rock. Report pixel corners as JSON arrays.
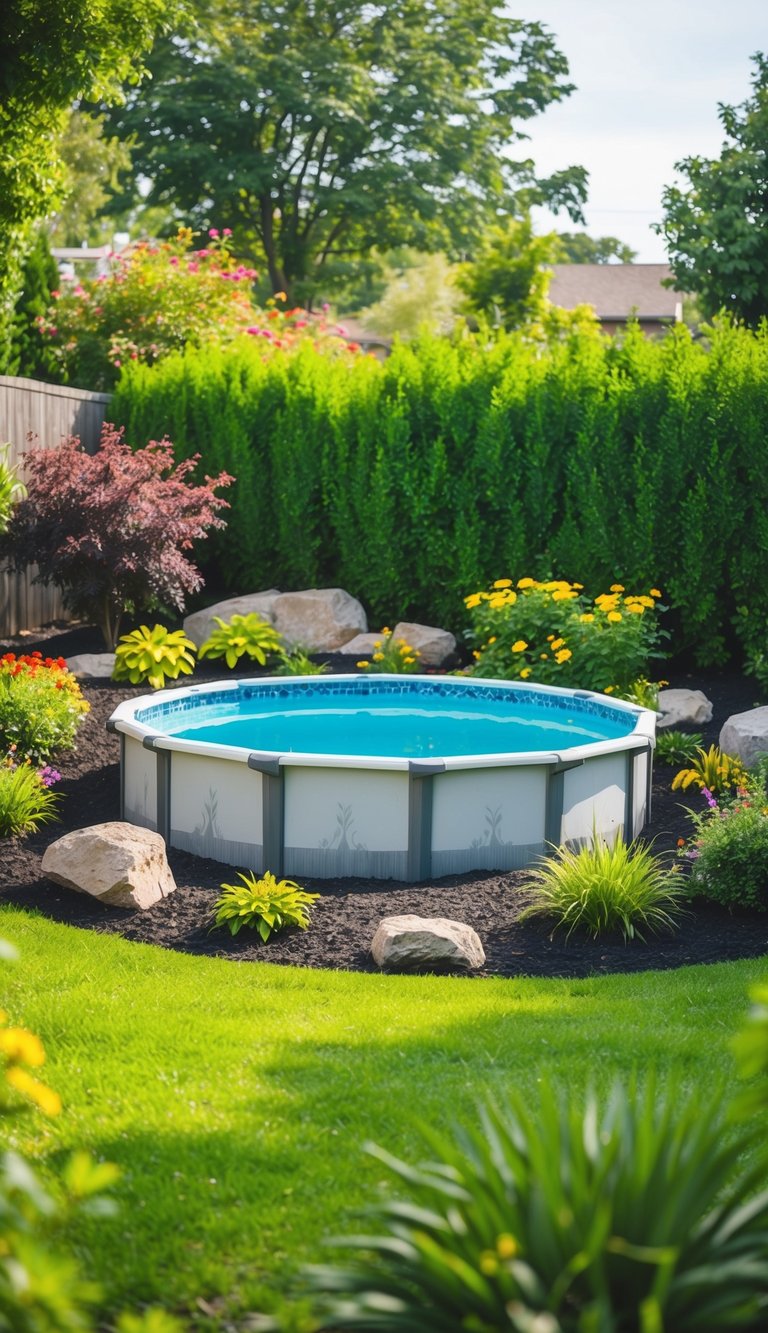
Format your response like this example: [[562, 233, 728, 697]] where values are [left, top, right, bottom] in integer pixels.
[[66, 652, 117, 679], [42, 822, 177, 910], [271, 588, 367, 651], [336, 632, 381, 658], [183, 591, 281, 648], [391, 622, 457, 667], [371, 914, 485, 971], [719, 707, 768, 768], [657, 688, 713, 730]]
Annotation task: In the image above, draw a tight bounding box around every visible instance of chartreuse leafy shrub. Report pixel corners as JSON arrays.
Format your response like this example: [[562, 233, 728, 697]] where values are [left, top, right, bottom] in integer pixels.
[[680, 774, 768, 911], [309, 1076, 768, 1332], [671, 744, 748, 796], [520, 832, 684, 942], [356, 628, 421, 674], [213, 871, 320, 941], [0, 426, 232, 650], [113, 319, 768, 666], [0, 652, 89, 765], [113, 625, 197, 690], [198, 612, 283, 669], [466, 578, 666, 693]]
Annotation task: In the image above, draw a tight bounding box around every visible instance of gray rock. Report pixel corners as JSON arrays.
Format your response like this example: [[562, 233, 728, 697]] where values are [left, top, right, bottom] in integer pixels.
[[66, 652, 117, 679], [391, 622, 457, 667], [719, 707, 768, 768], [371, 914, 485, 971], [271, 588, 367, 651], [183, 591, 281, 648], [42, 822, 177, 910], [657, 688, 713, 730], [336, 632, 381, 658]]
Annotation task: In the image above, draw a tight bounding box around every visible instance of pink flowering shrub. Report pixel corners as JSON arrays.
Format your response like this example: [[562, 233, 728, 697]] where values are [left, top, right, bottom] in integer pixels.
[[0, 426, 233, 648], [38, 227, 361, 390]]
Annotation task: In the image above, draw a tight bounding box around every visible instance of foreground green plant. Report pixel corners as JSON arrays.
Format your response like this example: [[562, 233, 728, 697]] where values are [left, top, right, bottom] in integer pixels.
[[655, 729, 704, 766], [113, 625, 197, 691], [0, 444, 26, 534], [213, 871, 320, 941], [0, 760, 60, 838], [198, 613, 284, 669], [520, 832, 684, 941], [310, 1077, 768, 1331], [274, 647, 330, 676], [681, 778, 768, 912], [466, 578, 667, 693], [671, 744, 748, 796], [0, 652, 89, 765], [356, 628, 421, 674]]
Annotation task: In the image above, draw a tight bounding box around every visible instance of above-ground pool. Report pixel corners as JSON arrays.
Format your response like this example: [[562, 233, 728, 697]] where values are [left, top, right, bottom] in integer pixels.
[[108, 675, 656, 880]]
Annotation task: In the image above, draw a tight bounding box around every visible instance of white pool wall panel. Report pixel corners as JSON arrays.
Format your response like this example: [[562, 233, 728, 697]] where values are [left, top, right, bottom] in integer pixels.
[[283, 767, 410, 879], [431, 766, 549, 873], [170, 751, 265, 866]]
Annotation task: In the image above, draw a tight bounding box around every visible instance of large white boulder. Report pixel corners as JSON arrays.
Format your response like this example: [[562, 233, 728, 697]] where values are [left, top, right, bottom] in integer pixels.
[[371, 914, 485, 971], [270, 588, 367, 650], [657, 688, 713, 730], [183, 590, 281, 648], [41, 822, 177, 910], [719, 707, 768, 768]]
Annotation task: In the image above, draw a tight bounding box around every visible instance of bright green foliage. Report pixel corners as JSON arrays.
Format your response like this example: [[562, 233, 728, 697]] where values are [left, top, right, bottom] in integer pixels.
[[104, 0, 586, 302], [456, 216, 560, 329], [213, 871, 320, 941], [520, 833, 684, 942], [310, 1078, 768, 1331], [0, 445, 26, 534], [113, 625, 197, 691], [274, 648, 330, 677], [733, 981, 768, 1117], [113, 318, 768, 666], [0, 654, 89, 766], [655, 729, 705, 766], [5, 230, 60, 381], [671, 745, 748, 796], [356, 629, 422, 674], [0, 763, 59, 837], [556, 232, 637, 264], [658, 54, 768, 325], [467, 578, 666, 693], [682, 778, 768, 912], [198, 613, 283, 670]]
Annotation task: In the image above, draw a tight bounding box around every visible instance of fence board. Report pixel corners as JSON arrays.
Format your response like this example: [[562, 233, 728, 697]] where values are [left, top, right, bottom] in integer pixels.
[[0, 376, 111, 638]]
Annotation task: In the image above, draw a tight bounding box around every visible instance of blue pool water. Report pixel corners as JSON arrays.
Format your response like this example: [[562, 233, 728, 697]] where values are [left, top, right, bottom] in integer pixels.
[[163, 685, 635, 759]]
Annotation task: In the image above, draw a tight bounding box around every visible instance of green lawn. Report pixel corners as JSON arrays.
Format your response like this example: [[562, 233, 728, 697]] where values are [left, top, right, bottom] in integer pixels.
[[2, 904, 766, 1326]]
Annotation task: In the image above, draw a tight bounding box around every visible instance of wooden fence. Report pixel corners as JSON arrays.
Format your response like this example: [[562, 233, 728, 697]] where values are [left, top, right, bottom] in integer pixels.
[[0, 376, 111, 638]]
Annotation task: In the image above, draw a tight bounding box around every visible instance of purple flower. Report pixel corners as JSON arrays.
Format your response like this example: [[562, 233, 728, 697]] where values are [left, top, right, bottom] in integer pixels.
[[701, 786, 718, 810], [40, 766, 61, 787]]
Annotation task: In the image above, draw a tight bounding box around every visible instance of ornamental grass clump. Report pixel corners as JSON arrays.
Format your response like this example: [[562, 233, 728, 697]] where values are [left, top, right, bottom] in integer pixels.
[[655, 728, 704, 766], [520, 832, 684, 941], [0, 652, 89, 765], [680, 777, 768, 911], [309, 1077, 768, 1332], [465, 578, 666, 694], [213, 871, 320, 941], [0, 759, 60, 838]]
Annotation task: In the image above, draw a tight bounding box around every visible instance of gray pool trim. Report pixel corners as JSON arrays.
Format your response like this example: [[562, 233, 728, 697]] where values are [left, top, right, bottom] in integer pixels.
[[108, 674, 656, 880]]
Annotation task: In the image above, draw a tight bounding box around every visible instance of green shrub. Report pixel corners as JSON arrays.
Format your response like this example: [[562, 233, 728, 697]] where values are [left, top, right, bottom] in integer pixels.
[[113, 625, 197, 690], [213, 871, 320, 941], [309, 1077, 768, 1331], [0, 444, 26, 534], [274, 648, 330, 676], [683, 780, 768, 911], [671, 744, 748, 796], [0, 653, 89, 765], [198, 612, 283, 669], [0, 761, 60, 837], [520, 832, 684, 941], [655, 729, 704, 766]]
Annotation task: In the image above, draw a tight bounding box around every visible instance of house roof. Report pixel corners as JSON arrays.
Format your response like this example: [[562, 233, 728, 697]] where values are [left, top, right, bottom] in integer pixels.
[[547, 263, 682, 320]]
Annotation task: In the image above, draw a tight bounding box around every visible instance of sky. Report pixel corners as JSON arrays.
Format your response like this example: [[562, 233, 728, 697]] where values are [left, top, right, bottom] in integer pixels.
[[509, 0, 766, 261]]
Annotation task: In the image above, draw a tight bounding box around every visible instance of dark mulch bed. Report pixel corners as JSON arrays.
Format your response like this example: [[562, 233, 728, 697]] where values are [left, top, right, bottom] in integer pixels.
[[2, 622, 768, 980]]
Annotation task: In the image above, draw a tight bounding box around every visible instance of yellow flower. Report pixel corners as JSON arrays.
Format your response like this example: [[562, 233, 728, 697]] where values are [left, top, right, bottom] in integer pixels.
[[381, 626, 391, 634], [540, 653, 549, 660], [520, 667, 532, 679], [551, 638, 565, 650], [472, 650, 481, 660], [497, 1234, 518, 1259], [572, 583, 584, 590], [556, 648, 572, 663], [4, 1065, 61, 1117], [356, 660, 370, 668], [546, 634, 555, 642], [373, 652, 384, 661], [607, 611, 623, 623], [650, 588, 662, 598], [580, 613, 595, 623], [479, 1252, 499, 1276], [493, 578, 513, 589], [511, 640, 528, 653], [0, 1027, 45, 1066], [404, 656, 416, 664], [516, 577, 535, 589], [625, 602, 644, 614], [610, 583, 625, 592], [373, 640, 382, 648], [273, 290, 287, 301], [464, 593, 482, 609], [552, 590, 578, 601], [487, 636, 497, 645], [605, 685, 615, 694]]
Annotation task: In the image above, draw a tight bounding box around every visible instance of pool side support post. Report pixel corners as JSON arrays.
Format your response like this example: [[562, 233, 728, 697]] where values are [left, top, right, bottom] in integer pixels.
[[407, 760, 445, 881], [248, 753, 284, 877], [140, 736, 171, 841], [106, 720, 126, 820], [545, 757, 584, 848]]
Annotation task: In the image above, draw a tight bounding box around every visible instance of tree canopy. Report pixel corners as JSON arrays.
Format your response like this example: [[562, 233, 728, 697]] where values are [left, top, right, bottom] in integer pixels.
[[657, 52, 768, 325], [105, 0, 588, 302], [556, 232, 636, 264]]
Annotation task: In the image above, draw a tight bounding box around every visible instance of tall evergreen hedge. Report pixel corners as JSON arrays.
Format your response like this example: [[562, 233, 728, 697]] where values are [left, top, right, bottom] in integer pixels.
[[112, 321, 768, 664]]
